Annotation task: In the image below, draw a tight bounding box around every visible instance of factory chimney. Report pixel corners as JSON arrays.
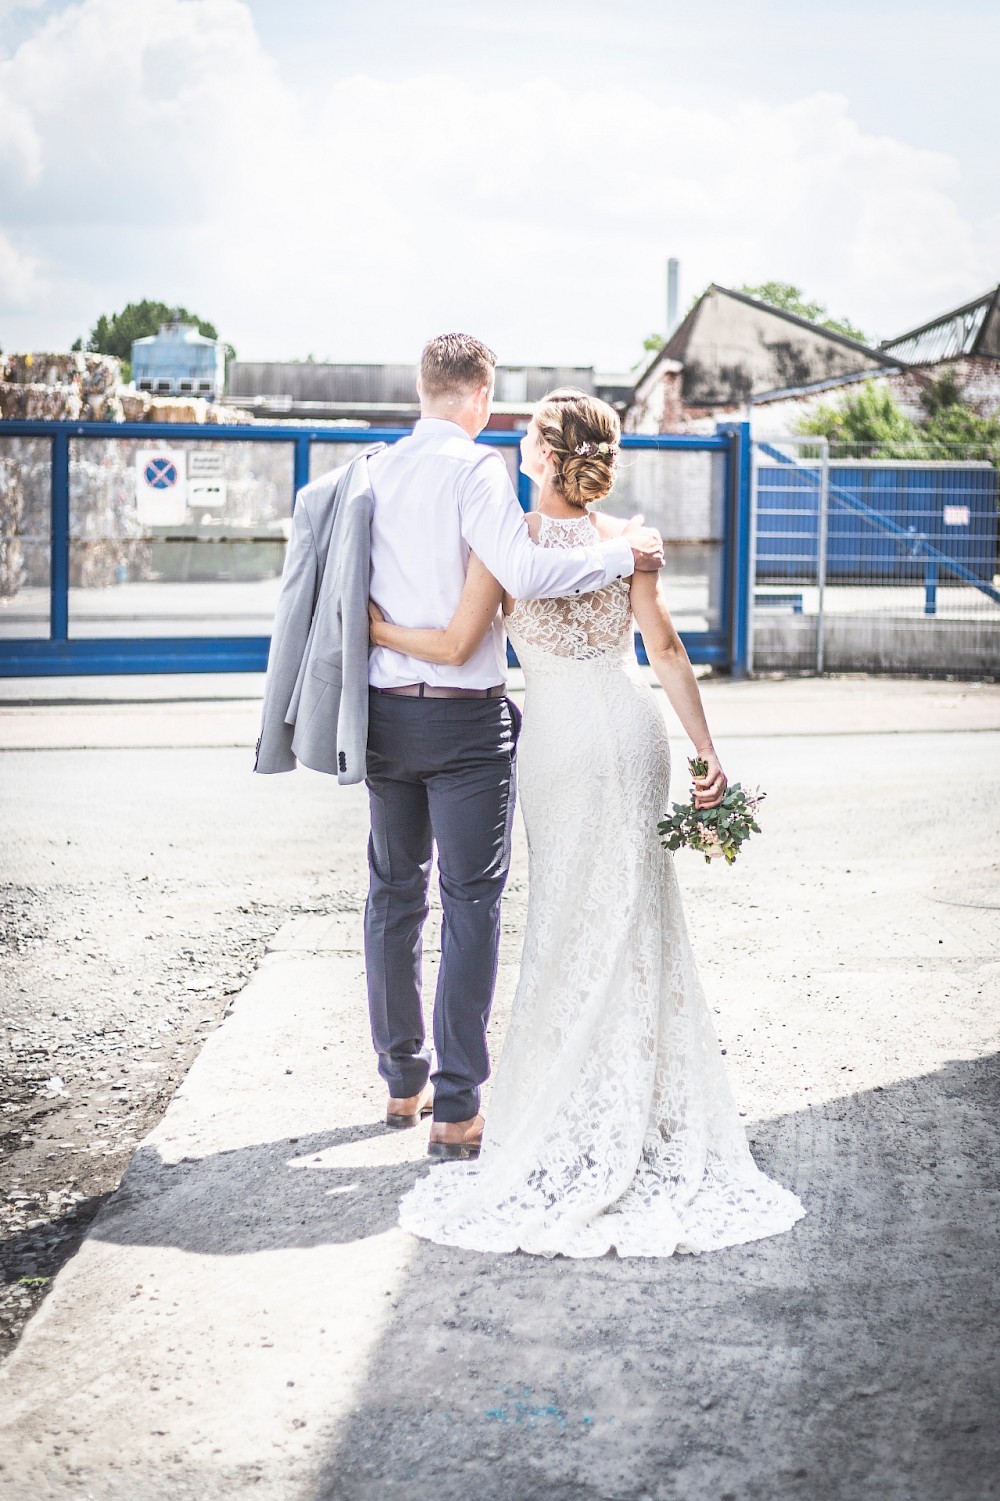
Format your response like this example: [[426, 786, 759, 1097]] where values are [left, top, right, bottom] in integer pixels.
[[666, 258, 680, 337]]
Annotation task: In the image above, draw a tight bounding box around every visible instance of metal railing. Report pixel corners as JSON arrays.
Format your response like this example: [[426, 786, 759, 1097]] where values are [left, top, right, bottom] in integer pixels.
[[0, 420, 751, 678]]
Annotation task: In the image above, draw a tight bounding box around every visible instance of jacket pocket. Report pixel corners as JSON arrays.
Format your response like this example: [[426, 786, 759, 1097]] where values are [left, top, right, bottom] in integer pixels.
[[311, 656, 343, 685]]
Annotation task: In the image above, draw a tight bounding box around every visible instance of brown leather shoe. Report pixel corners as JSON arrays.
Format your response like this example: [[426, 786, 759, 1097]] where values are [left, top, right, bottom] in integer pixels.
[[385, 1081, 433, 1129], [427, 1114, 484, 1160]]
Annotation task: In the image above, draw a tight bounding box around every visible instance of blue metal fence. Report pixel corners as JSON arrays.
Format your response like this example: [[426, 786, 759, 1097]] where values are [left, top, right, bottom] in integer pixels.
[[756, 455, 999, 592], [0, 420, 751, 677]]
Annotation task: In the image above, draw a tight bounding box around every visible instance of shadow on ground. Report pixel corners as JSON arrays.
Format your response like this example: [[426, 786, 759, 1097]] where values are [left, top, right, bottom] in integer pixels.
[[85, 1055, 1000, 1501], [92, 1123, 422, 1252]]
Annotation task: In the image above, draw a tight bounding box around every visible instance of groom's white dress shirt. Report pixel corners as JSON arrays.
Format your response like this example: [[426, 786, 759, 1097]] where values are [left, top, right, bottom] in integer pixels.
[[367, 417, 635, 690]]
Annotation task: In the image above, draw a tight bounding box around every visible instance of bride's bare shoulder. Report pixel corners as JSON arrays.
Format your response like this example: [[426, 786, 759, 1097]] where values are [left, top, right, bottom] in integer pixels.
[[525, 510, 544, 540], [590, 511, 629, 540]]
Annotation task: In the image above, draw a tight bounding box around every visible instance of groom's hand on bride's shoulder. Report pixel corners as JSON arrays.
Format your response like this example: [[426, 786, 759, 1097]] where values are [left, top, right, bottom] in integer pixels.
[[624, 514, 664, 572]]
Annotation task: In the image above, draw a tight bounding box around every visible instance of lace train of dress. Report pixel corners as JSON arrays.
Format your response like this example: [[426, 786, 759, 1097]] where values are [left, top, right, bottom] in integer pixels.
[[398, 514, 805, 1258]]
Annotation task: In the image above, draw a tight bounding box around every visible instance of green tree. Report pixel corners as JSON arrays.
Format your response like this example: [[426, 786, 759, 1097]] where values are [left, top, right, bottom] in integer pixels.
[[798, 380, 919, 455], [737, 281, 869, 344], [798, 374, 1000, 463], [918, 373, 1000, 459], [923, 403, 1000, 457]]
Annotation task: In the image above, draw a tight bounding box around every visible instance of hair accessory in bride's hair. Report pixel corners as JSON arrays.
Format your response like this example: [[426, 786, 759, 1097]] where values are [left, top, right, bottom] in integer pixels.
[[573, 440, 616, 458]]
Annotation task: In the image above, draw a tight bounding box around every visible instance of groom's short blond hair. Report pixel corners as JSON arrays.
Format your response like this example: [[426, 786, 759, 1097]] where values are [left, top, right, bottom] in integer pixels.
[[419, 333, 497, 398]]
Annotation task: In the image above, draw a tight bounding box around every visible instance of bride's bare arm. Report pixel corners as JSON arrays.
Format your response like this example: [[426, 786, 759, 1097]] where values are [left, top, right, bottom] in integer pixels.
[[629, 568, 727, 808], [593, 510, 726, 809], [369, 554, 505, 667]]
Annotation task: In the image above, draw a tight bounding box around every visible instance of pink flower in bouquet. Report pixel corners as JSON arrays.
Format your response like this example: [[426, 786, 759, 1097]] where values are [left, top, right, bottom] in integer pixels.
[[694, 827, 726, 860]]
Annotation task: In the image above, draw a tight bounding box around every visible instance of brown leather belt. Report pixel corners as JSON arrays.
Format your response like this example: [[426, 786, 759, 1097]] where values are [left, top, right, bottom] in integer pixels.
[[372, 683, 506, 700]]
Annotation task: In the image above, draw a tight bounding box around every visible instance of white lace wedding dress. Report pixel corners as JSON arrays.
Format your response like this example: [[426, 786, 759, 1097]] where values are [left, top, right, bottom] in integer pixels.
[[398, 513, 805, 1258]]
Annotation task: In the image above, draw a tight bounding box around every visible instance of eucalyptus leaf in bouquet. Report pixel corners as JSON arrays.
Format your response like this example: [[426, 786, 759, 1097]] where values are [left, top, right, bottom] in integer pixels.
[[658, 757, 765, 865]]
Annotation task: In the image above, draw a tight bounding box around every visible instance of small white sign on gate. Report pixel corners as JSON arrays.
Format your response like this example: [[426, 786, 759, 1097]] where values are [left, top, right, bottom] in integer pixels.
[[135, 449, 187, 526], [188, 450, 225, 481], [189, 479, 228, 515], [942, 505, 971, 527]]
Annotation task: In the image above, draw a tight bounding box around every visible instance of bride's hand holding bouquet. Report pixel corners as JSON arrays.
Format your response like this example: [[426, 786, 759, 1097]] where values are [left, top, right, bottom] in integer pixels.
[[659, 756, 765, 866]]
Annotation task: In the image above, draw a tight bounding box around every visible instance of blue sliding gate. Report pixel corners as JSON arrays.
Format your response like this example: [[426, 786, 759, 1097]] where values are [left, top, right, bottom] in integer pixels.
[[0, 420, 752, 677]]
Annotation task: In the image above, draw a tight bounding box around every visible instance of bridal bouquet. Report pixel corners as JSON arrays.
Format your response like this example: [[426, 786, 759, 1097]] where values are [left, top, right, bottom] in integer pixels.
[[658, 758, 765, 866]]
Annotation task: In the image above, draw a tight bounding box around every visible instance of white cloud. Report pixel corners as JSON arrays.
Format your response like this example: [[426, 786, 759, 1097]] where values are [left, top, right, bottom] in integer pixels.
[[0, 89, 42, 182], [0, 0, 48, 16], [0, 229, 44, 307], [1, 0, 997, 363]]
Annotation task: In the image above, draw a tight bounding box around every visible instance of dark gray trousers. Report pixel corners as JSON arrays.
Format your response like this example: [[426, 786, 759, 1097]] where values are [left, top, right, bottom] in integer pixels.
[[364, 690, 520, 1123]]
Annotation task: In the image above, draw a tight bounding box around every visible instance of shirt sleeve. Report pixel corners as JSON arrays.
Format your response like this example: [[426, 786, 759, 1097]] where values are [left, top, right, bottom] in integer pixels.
[[458, 452, 634, 600]]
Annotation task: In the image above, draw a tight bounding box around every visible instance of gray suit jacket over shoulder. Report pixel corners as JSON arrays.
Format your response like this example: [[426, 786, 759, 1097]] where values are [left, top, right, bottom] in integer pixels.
[[254, 445, 385, 782]]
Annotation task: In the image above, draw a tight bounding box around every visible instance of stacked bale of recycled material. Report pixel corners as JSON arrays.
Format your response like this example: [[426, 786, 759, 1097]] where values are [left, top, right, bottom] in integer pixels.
[[0, 351, 137, 591], [0, 354, 56, 593], [0, 354, 253, 425], [0, 354, 255, 599], [120, 391, 150, 422], [0, 351, 123, 422], [0, 452, 25, 598], [0, 378, 81, 421], [118, 391, 252, 424], [70, 444, 154, 589]]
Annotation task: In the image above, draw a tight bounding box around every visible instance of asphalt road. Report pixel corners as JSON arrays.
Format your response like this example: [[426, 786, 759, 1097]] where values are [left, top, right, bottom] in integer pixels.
[[0, 674, 998, 1500]]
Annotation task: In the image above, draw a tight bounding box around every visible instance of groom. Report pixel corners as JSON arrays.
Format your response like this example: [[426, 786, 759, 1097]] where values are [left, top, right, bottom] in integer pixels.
[[365, 335, 664, 1158]]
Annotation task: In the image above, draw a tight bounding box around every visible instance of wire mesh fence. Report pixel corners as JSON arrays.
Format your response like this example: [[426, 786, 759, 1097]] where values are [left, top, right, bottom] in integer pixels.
[[750, 437, 1000, 678]]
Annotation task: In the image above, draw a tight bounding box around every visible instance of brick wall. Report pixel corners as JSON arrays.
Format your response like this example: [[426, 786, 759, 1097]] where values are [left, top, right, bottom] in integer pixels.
[[751, 357, 1000, 438]]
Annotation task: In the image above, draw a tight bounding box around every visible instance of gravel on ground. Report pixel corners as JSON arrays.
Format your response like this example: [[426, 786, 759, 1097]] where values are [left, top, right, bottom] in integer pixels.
[[0, 729, 371, 1356]]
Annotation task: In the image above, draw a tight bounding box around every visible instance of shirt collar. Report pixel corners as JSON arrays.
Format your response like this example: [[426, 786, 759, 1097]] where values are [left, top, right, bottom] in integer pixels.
[[411, 417, 473, 441]]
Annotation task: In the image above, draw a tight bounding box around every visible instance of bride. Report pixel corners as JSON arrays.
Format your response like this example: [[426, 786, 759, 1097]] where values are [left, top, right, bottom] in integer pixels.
[[368, 389, 804, 1258]]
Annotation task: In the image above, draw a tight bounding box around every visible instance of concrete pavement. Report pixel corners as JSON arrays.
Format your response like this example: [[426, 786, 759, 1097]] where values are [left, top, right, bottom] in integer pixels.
[[0, 676, 998, 1500]]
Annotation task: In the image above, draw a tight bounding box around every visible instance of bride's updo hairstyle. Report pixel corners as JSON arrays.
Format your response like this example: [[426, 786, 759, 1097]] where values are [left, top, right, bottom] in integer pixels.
[[534, 388, 622, 508]]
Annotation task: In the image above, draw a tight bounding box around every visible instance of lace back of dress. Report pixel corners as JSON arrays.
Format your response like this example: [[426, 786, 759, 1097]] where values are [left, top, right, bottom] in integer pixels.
[[507, 514, 633, 662]]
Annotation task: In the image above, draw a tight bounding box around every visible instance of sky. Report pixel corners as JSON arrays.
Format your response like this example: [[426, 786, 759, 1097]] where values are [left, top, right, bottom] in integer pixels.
[[0, 0, 998, 370]]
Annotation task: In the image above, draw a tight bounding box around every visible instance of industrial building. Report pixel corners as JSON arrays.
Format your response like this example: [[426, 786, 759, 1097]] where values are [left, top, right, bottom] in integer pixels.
[[132, 322, 226, 400], [625, 282, 1000, 436], [627, 284, 898, 434], [223, 361, 633, 429]]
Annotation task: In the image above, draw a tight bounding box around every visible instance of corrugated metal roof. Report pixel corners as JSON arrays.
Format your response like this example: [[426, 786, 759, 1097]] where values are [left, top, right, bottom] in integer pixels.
[[879, 288, 1000, 363]]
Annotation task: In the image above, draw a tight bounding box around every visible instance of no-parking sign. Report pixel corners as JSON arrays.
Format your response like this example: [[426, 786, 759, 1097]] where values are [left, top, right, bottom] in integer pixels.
[[135, 449, 187, 525]]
